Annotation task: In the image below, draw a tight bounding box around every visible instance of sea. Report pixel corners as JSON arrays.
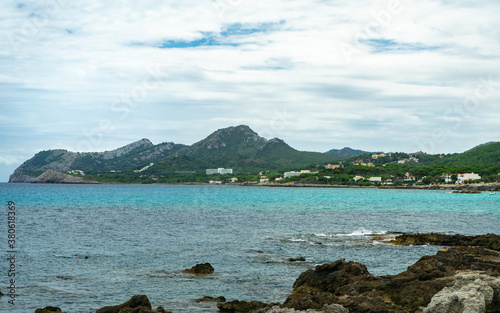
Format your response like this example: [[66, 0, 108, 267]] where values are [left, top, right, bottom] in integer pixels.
[[0, 183, 499, 312]]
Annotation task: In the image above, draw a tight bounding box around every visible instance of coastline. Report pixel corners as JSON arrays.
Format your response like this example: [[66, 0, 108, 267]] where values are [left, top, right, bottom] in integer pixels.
[[6, 180, 500, 191], [242, 182, 500, 191]]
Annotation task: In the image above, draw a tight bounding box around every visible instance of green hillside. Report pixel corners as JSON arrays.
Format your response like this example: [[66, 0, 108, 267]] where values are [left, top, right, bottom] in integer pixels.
[[9, 125, 340, 182]]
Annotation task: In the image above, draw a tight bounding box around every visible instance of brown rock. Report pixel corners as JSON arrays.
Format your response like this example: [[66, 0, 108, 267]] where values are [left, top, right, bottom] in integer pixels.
[[96, 295, 168, 313], [282, 245, 500, 313], [34, 307, 64, 313], [184, 263, 215, 275], [195, 296, 226, 302], [389, 233, 500, 251], [217, 300, 268, 312]]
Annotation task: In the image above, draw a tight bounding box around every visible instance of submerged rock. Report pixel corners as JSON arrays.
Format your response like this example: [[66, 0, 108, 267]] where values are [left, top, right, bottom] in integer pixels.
[[184, 263, 215, 275], [287, 257, 306, 262], [96, 295, 170, 313]]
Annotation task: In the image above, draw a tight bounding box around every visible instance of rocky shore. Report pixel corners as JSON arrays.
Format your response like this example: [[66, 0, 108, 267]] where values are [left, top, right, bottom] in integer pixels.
[[30, 169, 101, 184], [34, 234, 500, 313], [248, 182, 500, 192]]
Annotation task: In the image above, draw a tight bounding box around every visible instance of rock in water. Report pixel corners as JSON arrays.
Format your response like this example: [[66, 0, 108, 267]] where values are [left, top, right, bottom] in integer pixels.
[[96, 295, 170, 313], [34, 307, 64, 313], [282, 246, 500, 312], [423, 272, 500, 313], [254, 303, 348, 313], [194, 296, 226, 302], [184, 263, 214, 275], [217, 300, 268, 312], [390, 233, 500, 251]]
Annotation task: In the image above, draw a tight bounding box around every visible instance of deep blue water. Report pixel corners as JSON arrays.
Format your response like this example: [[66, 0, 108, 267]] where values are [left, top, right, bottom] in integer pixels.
[[0, 184, 499, 312]]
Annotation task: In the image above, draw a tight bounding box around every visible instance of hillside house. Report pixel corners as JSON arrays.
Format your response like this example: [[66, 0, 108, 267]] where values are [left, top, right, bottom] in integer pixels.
[[325, 164, 342, 169], [456, 173, 481, 184], [353, 175, 364, 181], [206, 168, 233, 175], [284, 170, 318, 178]]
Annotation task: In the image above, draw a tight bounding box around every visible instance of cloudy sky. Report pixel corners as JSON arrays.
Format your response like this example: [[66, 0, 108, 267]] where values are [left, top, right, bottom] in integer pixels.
[[1, 0, 499, 182]]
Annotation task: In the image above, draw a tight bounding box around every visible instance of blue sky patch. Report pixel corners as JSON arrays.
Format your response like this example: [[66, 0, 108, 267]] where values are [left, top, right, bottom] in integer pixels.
[[363, 39, 439, 53], [159, 22, 281, 49], [159, 33, 239, 49]]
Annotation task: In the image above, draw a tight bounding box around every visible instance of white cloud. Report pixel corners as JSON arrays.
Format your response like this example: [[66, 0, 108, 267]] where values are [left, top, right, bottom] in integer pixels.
[[0, 0, 499, 181]]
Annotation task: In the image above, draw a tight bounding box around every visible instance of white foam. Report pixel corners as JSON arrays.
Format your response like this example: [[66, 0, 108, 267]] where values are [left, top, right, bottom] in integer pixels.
[[336, 229, 388, 237]]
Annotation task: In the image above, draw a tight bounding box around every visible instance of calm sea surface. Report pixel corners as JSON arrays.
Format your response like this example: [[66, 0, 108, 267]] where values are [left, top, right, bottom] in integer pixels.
[[0, 183, 499, 312]]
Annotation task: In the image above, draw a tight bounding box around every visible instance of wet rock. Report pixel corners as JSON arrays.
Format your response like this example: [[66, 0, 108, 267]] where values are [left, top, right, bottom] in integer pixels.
[[452, 189, 481, 194], [389, 233, 500, 251], [195, 296, 226, 302], [96, 295, 169, 313], [282, 246, 500, 312], [287, 257, 306, 262], [217, 300, 269, 312], [291, 259, 378, 295], [423, 272, 500, 313], [34, 307, 64, 313], [254, 303, 348, 313], [184, 263, 215, 275]]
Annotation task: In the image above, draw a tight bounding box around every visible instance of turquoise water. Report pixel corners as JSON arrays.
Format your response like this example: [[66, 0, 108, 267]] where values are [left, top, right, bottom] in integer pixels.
[[0, 184, 499, 312]]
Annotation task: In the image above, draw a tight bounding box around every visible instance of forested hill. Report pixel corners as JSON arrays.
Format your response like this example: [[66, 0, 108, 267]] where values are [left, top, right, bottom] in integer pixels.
[[9, 125, 340, 182]]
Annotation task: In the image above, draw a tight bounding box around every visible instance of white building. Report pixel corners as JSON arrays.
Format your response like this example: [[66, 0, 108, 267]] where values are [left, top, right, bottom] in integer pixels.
[[368, 177, 382, 182], [206, 168, 233, 175], [441, 174, 453, 183], [284, 170, 318, 178], [404, 172, 415, 182], [353, 175, 364, 181], [456, 173, 481, 184], [68, 170, 85, 176]]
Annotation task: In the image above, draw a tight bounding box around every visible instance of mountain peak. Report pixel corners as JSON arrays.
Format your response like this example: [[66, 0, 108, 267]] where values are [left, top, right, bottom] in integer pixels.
[[325, 147, 371, 158], [103, 138, 153, 159], [192, 125, 267, 150]]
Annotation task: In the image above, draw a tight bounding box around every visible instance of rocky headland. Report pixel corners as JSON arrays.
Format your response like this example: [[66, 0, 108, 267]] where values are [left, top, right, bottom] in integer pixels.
[[29, 169, 100, 184]]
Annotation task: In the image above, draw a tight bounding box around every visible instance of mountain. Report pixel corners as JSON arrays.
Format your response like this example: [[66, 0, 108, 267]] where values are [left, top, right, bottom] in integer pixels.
[[464, 141, 499, 153], [9, 139, 186, 182], [9, 125, 339, 182], [434, 142, 500, 168], [152, 126, 337, 173], [325, 147, 372, 159]]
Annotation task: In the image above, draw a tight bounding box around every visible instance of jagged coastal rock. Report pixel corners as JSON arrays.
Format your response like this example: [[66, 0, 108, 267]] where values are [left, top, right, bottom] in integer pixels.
[[183, 263, 215, 275], [29, 169, 100, 184], [34, 307, 65, 313], [217, 300, 271, 312], [390, 233, 500, 251], [194, 296, 227, 303], [255, 304, 349, 313], [96, 295, 170, 313], [280, 245, 500, 313], [423, 272, 500, 313]]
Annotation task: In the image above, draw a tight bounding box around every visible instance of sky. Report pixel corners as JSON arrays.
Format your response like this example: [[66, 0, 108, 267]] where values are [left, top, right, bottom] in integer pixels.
[[1, 0, 500, 182]]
